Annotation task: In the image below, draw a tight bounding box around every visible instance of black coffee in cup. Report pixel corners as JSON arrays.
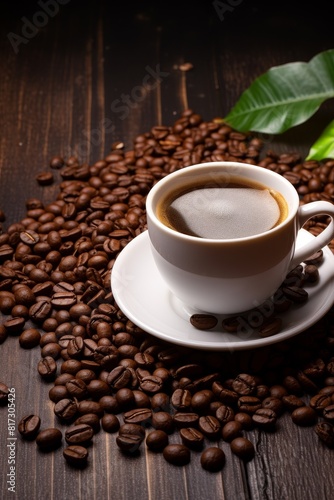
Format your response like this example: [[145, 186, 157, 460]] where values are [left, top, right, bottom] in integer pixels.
[[157, 176, 288, 239]]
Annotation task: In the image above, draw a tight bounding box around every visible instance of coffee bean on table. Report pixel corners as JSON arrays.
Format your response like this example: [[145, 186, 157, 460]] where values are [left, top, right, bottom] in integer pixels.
[[252, 408, 277, 430], [18, 414, 41, 440], [200, 447, 225, 472], [221, 421, 243, 442], [230, 437, 255, 461], [314, 422, 334, 448], [291, 406, 317, 426], [36, 172, 54, 185], [163, 444, 191, 466], [101, 414, 120, 433], [37, 356, 57, 380], [74, 413, 101, 434], [0, 382, 9, 404], [145, 430, 169, 452], [116, 423, 145, 453], [179, 427, 204, 450], [19, 328, 41, 348], [65, 424, 94, 445], [63, 445, 89, 467], [54, 398, 78, 422], [36, 428, 62, 451]]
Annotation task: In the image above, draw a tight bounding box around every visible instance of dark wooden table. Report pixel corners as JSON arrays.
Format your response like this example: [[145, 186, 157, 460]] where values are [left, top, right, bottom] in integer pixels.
[[1, 1, 334, 499]]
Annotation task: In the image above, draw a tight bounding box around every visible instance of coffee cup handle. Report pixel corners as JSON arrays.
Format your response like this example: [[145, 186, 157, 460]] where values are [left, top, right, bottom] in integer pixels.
[[290, 201, 334, 270]]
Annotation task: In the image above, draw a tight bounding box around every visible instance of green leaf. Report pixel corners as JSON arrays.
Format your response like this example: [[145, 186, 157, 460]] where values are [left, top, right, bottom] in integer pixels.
[[306, 119, 334, 160], [225, 49, 334, 134]]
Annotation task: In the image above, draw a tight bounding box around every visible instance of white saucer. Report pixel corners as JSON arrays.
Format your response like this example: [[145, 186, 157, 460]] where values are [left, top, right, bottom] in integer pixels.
[[111, 229, 334, 351]]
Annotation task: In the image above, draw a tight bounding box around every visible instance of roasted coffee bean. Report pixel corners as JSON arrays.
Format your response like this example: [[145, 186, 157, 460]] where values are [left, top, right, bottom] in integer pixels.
[[198, 415, 221, 440], [37, 356, 57, 379], [261, 397, 284, 416], [323, 404, 334, 422], [36, 172, 54, 185], [282, 286, 308, 304], [146, 430, 169, 452], [252, 408, 277, 430], [163, 444, 191, 466], [54, 398, 78, 422], [230, 437, 255, 461], [212, 382, 239, 405], [315, 422, 334, 448], [63, 445, 89, 467], [152, 411, 175, 433], [180, 427, 204, 450], [20, 230, 39, 245], [18, 414, 41, 440], [221, 421, 243, 442], [101, 414, 120, 433], [139, 375, 163, 394], [171, 389, 192, 411], [309, 394, 332, 413], [65, 423, 94, 445], [36, 428, 62, 451], [291, 406, 317, 426], [0, 382, 10, 404], [200, 447, 225, 472], [238, 396, 262, 414], [29, 300, 52, 322], [123, 408, 152, 425], [19, 328, 41, 348], [74, 413, 100, 434], [4, 317, 25, 335], [258, 317, 282, 337], [282, 395, 305, 412], [66, 378, 88, 400], [232, 374, 256, 395], [151, 392, 170, 412], [215, 404, 235, 425], [116, 423, 145, 453], [77, 400, 103, 417], [190, 314, 218, 330], [234, 412, 254, 430]]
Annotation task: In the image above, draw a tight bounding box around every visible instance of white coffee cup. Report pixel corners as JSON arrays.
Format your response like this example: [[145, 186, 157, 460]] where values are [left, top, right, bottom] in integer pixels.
[[146, 161, 334, 314]]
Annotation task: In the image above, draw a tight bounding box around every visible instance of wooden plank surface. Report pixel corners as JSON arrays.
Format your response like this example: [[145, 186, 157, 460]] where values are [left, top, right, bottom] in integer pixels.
[[1, 1, 334, 499]]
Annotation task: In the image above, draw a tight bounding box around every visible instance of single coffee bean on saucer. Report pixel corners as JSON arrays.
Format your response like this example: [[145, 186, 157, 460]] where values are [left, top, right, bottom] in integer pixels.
[[190, 314, 218, 330]]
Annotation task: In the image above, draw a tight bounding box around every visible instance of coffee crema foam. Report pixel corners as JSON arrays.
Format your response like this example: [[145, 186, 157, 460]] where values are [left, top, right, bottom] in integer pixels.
[[159, 183, 288, 239]]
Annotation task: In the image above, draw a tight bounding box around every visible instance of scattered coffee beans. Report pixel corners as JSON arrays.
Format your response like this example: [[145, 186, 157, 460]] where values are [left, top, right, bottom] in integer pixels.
[[0, 110, 334, 476]]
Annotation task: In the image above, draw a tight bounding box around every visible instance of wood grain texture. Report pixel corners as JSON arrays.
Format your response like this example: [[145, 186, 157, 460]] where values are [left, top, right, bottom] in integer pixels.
[[1, 1, 334, 499]]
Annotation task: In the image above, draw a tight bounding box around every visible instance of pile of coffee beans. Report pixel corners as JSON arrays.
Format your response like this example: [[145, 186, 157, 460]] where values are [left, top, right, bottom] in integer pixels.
[[1, 109, 334, 473]]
